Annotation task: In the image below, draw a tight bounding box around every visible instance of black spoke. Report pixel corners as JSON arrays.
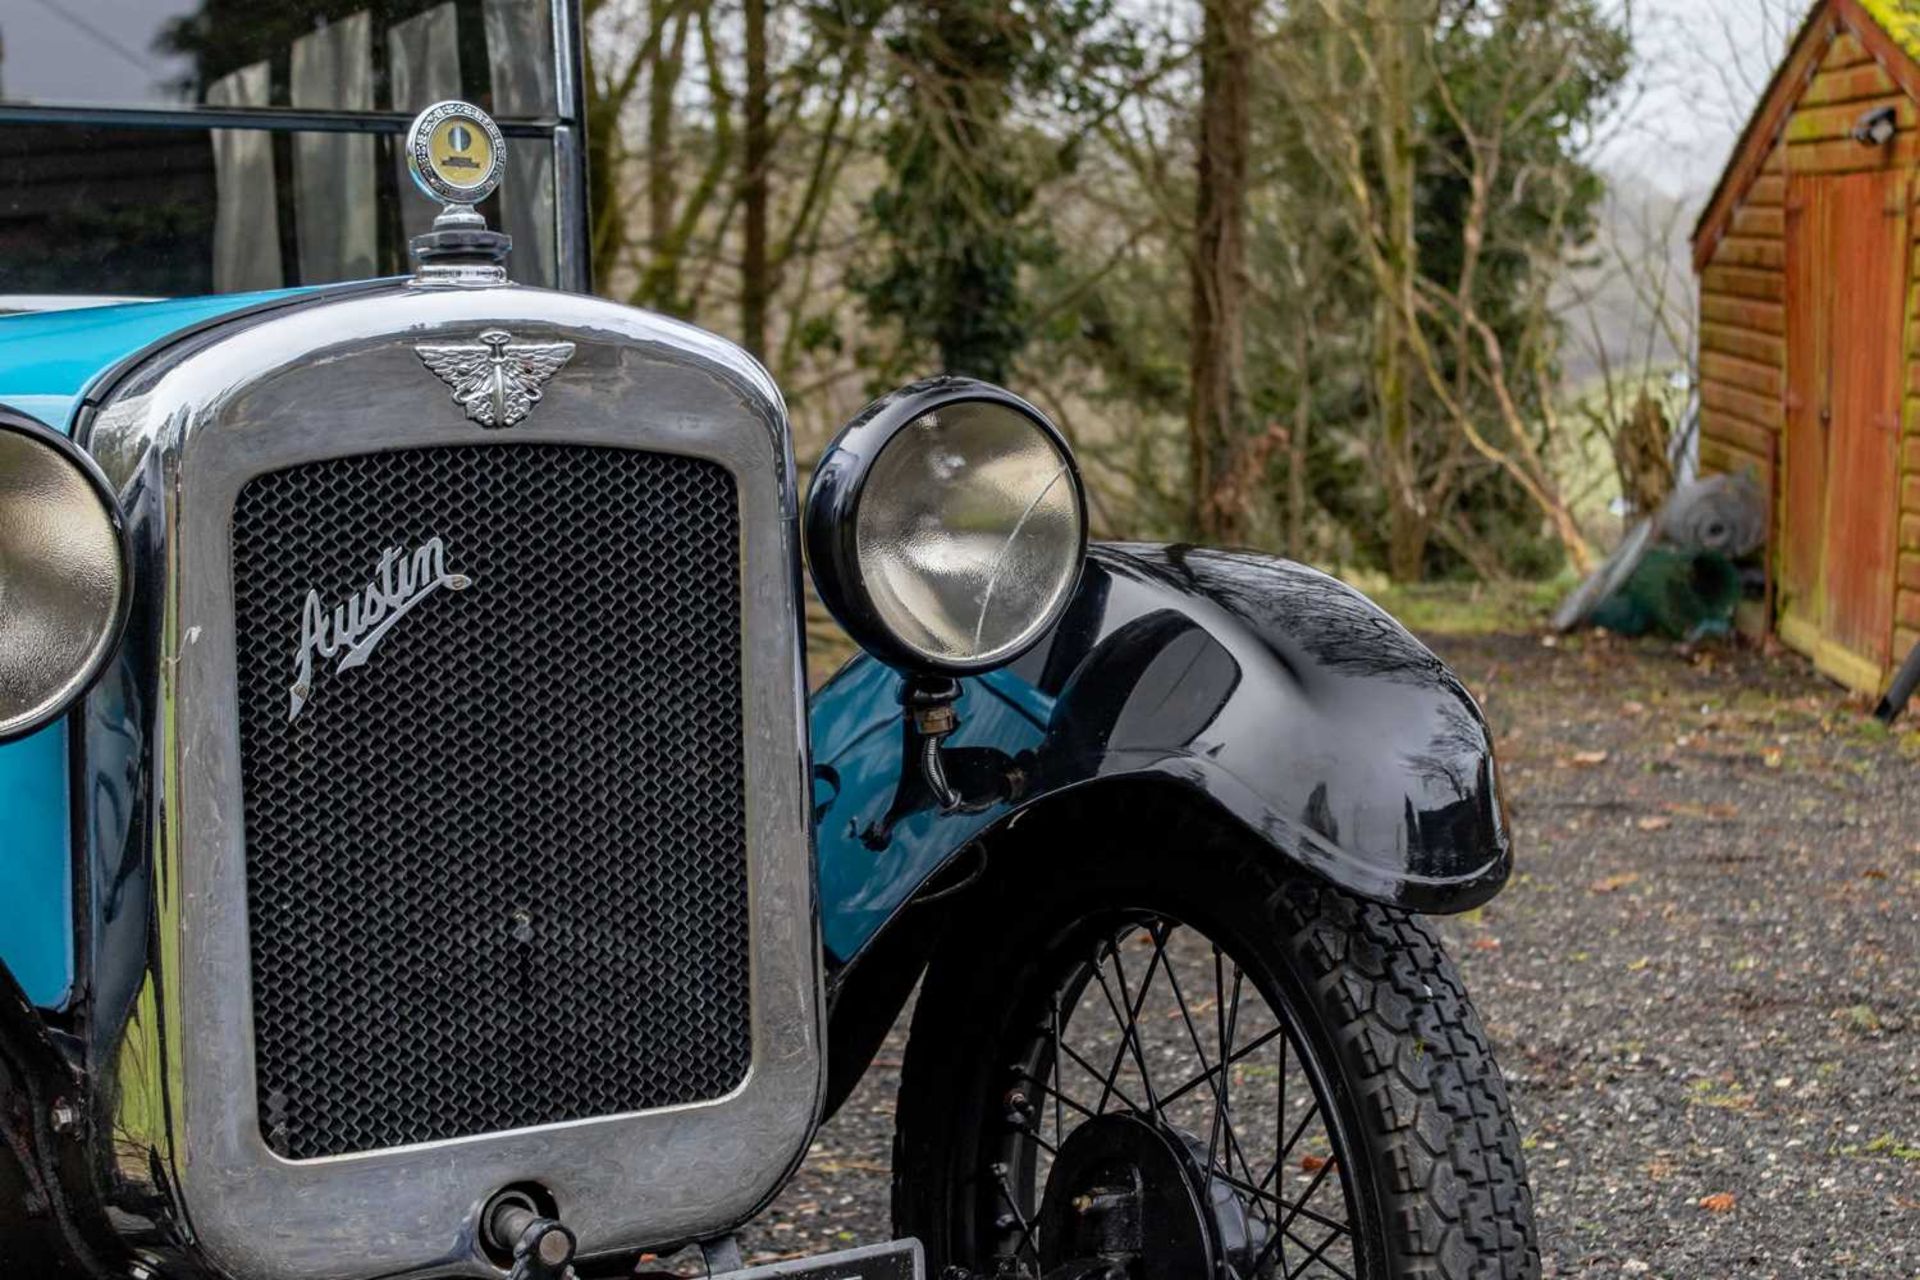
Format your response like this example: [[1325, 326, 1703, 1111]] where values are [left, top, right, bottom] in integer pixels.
[[1251, 1180, 1355, 1280], [1286, 1153, 1344, 1224], [1155, 934, 1273, 1235], [1206, 944, 1231, 1178], [1156, 1025, 1283, 1108], [1274, 1021, 1290, 1275], [1016, 1071, 1100, 1125], [1208, 1167, 1352, 1238], [1049, 990, 1066, 1148], [1088, 959, 1135, 1113], [1277, 1016, 1288, 1187], [1279, 1222, 1357, 1280], [1211, 956, 1244, 1189], [1091, 935, 1165, 1113], [988, 912, 1363, 1280], [1057, 1029, 1145, 1115], [1261, 1094, 1330, 1196], [1004, 1122, 1059, 1157], [990, 1161, 1041, 1267], [1277, 1155, 1348, 1237]]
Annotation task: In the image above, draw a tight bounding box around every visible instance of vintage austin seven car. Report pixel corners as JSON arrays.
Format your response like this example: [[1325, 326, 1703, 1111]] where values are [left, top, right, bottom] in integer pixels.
[[0, 4, 1535, 1278]]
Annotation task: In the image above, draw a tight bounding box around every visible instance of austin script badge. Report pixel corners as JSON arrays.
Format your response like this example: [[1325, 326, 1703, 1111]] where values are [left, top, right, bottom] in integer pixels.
[[416, 328, 574, 429], [288, 537, 472, 721]]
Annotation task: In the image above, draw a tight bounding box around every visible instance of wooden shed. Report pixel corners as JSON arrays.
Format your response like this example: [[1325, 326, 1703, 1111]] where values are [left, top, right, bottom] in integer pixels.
[[1693, 0, 1920, 693]]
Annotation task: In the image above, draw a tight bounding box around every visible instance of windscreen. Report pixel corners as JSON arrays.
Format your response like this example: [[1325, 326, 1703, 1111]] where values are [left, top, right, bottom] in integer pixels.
[[0, 2, 567, 296], [0, 1, 557, 118], [0, 121, 558, 296]]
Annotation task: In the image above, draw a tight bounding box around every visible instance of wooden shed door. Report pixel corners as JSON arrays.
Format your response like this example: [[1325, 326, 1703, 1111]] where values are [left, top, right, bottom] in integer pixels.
[[1782, 170, 1906, 685]]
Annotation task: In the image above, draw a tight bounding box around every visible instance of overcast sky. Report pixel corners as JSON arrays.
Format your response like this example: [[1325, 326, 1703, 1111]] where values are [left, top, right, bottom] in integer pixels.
[[1599, 0, 1811, 204]]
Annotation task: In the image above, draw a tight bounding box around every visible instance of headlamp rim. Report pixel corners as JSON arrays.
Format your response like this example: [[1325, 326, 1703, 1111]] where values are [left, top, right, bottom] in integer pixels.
[[0, 403, 134, 744], [804, 376, 1089, 675]]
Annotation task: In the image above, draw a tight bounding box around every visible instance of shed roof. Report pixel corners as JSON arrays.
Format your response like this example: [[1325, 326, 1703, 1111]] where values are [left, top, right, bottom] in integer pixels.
[[1860, 0, 1920, 63], [1692, 0, 1920, 269]]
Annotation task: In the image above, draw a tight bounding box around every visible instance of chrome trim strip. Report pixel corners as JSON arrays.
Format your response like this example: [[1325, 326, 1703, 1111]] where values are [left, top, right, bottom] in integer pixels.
[[0, 103, 564, 135], [553, 123, 590, 293], [553, 0, 583, 126], [552, 0, 592, 291], [84, 285, 819, 1279], [0, 294, 159, 314]]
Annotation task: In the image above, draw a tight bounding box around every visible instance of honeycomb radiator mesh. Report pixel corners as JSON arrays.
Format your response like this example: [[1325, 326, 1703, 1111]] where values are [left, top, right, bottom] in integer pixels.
[[230, 444, 751, 1159]]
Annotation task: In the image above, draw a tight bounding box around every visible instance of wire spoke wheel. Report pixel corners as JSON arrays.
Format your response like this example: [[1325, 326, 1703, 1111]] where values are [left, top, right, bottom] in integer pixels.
[[891, 811, 1539, 1280], [984, 913, 1361, 1280]]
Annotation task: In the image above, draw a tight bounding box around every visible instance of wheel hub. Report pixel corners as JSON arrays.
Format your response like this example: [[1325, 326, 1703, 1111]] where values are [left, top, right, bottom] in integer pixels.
[[1035, 1112, 1227, 1279]]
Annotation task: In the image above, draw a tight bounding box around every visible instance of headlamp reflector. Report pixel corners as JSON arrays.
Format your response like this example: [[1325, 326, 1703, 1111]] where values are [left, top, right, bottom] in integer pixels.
[[806, 379, 1088, 674], [0, 410, 130, 741], [856, 402, 1081, 667]]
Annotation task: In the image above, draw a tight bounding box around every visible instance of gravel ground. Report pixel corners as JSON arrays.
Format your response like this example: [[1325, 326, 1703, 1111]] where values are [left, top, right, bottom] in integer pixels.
[[742, 631, 1920, 1277]]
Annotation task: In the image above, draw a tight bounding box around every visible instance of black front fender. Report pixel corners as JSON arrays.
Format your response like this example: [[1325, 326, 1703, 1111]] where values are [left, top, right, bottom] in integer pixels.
[[812, 543, 1510, 971]]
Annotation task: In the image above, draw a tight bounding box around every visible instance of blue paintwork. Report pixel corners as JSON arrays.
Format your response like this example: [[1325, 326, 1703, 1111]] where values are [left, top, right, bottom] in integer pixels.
[[811, 663, 1054, 962], [0, 727, 73, 1007], [0, 290, 304, 1008], [0, 290, 308, 435]]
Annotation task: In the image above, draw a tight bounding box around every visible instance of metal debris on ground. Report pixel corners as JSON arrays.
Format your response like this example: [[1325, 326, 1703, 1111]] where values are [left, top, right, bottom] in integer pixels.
[[1552, 474, 1765, 640]]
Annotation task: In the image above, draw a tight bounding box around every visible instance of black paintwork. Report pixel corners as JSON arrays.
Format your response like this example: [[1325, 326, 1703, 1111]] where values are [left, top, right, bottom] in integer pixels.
[[0, 963, 124, 1276], [819, 543, 1511, 1115], [1048, 544, 1511, 904], [803, 376, 1089, 675]]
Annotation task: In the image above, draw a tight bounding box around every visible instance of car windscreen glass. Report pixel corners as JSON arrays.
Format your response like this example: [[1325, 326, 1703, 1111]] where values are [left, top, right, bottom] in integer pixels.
[[0, 120, 558, 295], [0, 1, 558, 119]]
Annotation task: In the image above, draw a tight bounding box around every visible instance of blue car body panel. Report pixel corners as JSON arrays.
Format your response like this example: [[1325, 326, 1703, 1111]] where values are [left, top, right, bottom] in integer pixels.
[[0, 291, 303, 1007], [0, 290, 309, 433], [811, 662, 1055, 962], [0, 728, 73, 1007]]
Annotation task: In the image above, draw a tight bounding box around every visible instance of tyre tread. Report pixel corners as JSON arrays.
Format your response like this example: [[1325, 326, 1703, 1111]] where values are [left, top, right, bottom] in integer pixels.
[[1267, 876, 1538, 1280]]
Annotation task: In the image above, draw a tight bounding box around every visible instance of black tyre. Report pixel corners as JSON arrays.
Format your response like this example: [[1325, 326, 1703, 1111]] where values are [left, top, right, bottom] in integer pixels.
[[893, 818, 1537, 1280]]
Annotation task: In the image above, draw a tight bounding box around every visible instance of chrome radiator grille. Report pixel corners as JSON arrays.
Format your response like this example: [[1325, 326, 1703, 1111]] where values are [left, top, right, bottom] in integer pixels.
[[230, 444, 751, 1160]]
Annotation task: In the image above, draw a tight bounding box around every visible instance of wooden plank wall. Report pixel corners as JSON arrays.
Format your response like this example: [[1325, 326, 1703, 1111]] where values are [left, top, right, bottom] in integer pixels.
[[1698, 26, 1920, 658], [1698, 132, 1785, 487]]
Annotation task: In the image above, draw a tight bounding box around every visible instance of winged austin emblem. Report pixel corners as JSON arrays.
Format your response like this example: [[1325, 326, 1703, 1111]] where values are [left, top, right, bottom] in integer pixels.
[[416, 328, 575, 429]]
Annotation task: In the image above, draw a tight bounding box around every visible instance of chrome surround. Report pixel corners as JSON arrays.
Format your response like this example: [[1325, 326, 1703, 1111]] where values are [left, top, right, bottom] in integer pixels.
[[551, 0, 591, 289], [81, 284, 821, 1278], [0, 405, 135, 743]]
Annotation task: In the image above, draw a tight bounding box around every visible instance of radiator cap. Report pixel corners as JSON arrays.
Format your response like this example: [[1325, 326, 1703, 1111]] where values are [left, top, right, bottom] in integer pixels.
[[407, 100, 512, 280]]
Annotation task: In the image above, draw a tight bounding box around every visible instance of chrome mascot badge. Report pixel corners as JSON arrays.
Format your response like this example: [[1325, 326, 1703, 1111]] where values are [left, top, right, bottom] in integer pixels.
[[417, 328, 575, 429], [288, 538, 472, 720]]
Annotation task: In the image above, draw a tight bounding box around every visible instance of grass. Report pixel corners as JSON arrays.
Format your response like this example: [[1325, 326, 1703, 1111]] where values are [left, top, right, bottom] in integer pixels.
[[809, 569, 1587, 685], [1343, 573, 1574, 637]]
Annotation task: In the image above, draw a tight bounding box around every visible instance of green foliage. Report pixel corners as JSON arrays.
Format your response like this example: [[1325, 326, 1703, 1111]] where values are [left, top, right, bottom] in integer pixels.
[[576, 0, 1639, 583], [1407, 0, 1631, 577], [852, 0, 1136, 383], [997, 0, 1628, 574], [1279, 0, 1628, 577], [1350, 576, 1572, 637]]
